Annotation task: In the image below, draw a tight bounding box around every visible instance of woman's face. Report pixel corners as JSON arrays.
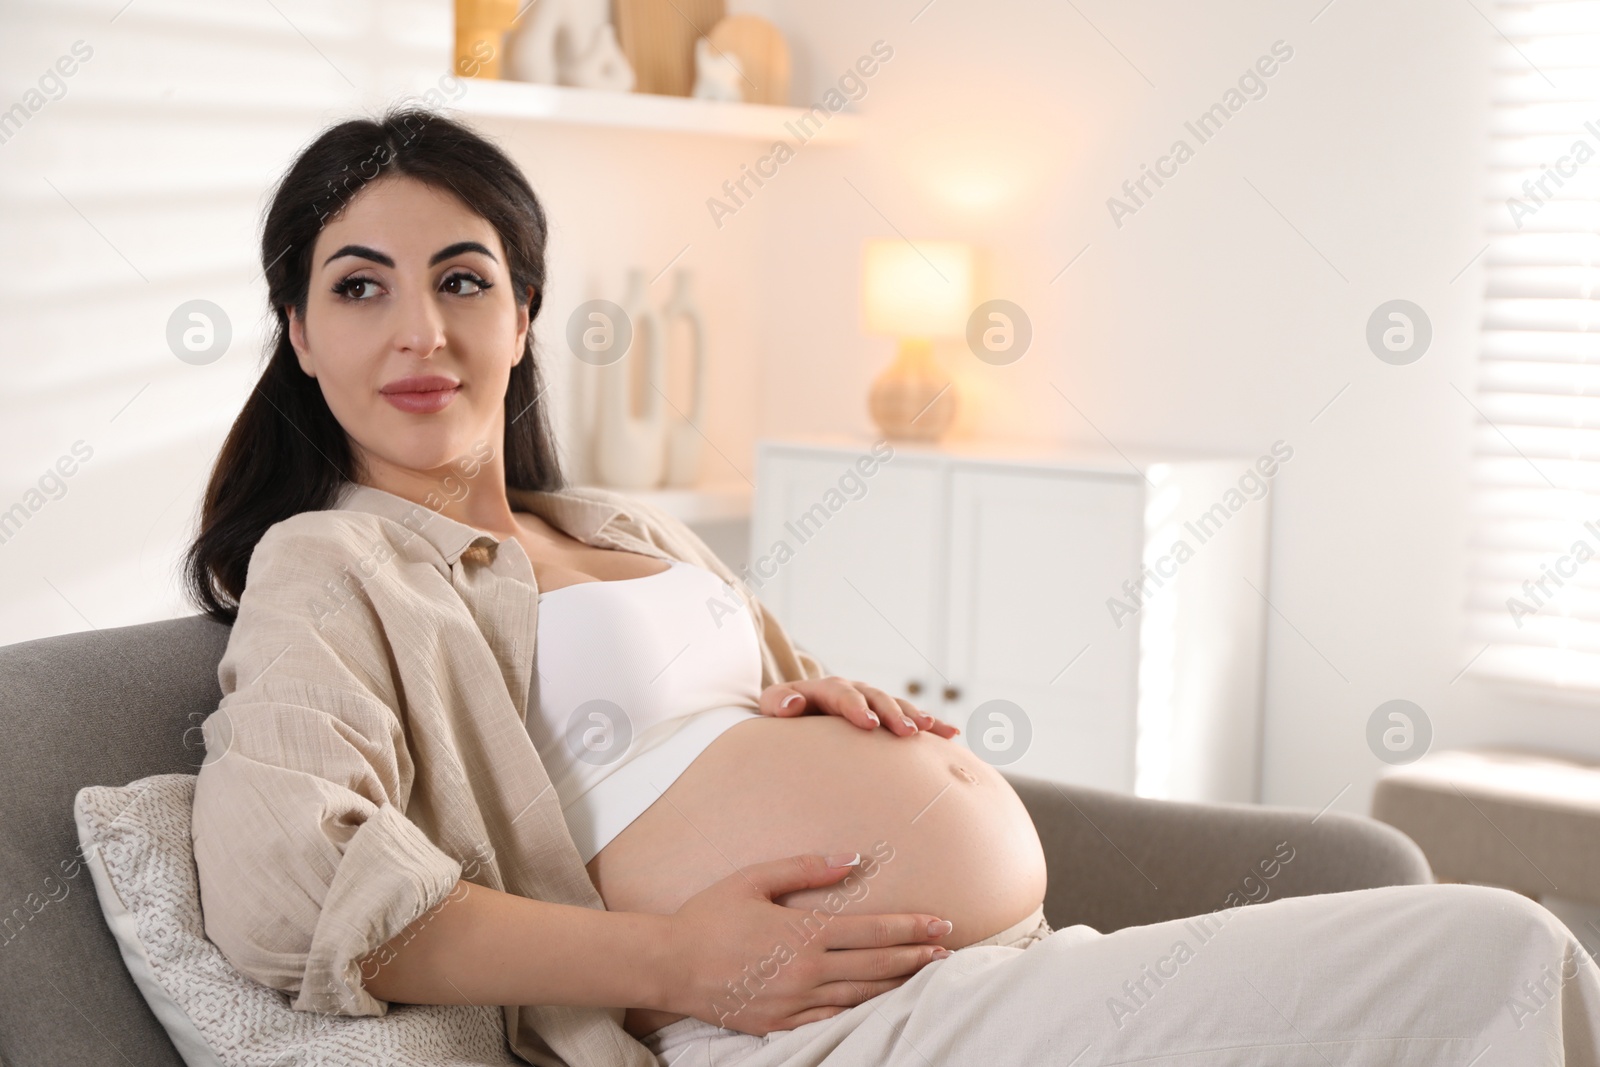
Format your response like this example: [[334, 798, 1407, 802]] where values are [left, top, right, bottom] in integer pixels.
[[287, 174, 529, 482]]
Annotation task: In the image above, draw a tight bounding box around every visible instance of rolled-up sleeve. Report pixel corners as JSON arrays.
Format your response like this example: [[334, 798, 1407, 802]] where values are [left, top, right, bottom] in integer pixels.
[[191, 520, 463, 1017]]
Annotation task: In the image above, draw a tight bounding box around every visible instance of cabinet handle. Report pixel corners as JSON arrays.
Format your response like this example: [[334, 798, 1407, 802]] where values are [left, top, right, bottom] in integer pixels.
[[905, 680, 922, 696], [942, 685, 960, 702]]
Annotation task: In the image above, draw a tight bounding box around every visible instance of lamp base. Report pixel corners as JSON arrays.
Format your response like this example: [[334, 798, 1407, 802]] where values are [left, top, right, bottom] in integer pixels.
[[868, 338, 958, 442]]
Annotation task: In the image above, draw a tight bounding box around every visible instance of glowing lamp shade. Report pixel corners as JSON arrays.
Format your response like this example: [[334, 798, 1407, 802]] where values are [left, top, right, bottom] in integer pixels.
[[860, 239, 973, 442], [862, 240, 974, 338]]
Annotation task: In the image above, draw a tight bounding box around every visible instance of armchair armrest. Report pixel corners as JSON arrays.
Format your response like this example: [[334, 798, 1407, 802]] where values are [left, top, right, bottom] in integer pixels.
[[1002, 771, 1433, 934]]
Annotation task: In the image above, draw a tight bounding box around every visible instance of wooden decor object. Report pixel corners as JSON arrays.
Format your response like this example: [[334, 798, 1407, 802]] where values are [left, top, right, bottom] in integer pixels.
[[707, 14, 790, 105], [454, 0, 519, 79], [614, 0, 725, 97]]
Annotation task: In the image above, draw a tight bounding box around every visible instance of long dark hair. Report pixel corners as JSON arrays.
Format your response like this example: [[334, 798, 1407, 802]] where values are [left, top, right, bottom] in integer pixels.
[[184, 107, 564, 624]]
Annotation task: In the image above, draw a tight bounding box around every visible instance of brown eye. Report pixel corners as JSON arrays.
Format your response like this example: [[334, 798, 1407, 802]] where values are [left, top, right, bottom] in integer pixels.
[[442, 270, 492, 296], [332, 277, 379, 301]]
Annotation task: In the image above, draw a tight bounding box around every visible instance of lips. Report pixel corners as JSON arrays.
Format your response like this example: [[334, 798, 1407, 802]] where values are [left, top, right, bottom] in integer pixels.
[[381, 375, 460, 414]]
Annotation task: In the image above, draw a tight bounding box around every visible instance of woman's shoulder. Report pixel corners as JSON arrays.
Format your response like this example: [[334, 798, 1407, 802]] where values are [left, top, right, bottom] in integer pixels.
[[544, 484, 691, 539], [531, 482, 641, 516], [216, 511, 402, 697], [522, 484, 705, 558], [252, 505, 446, 572], [238, 506, 446, 622], [257, 506, 380, 547]]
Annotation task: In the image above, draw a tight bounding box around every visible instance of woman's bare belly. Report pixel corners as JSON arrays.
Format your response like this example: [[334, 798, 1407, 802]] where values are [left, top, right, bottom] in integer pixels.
[[582, 712, 1049, 1038]]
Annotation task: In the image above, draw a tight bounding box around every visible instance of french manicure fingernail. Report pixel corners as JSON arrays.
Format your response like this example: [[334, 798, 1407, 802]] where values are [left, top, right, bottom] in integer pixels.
[[867, 713, 879, 726], [927, 919, 953, 937], [930, 947, 951, 959], [826, 852, 861, 868], [781, 694, 803, 709]]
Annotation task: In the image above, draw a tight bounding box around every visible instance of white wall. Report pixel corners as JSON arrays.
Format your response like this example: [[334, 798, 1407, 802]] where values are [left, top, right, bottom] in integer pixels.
[[754, 0, 1600, 814]]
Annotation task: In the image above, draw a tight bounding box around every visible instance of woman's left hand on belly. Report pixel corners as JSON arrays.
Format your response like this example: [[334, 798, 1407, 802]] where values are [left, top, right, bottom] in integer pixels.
[[758, 676, 960, 739]]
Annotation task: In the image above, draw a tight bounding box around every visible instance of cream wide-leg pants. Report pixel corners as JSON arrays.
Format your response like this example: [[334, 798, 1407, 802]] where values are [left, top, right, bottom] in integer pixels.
[[641, 884, 1600, 1067]]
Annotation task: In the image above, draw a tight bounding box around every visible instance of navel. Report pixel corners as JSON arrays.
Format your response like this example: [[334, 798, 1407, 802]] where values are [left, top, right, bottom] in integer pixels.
[[949, 763, 978, 784]]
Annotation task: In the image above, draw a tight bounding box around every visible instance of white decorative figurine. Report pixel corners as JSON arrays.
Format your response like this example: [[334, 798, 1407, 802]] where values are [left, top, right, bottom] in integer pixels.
[[661, 269, 706, 487], [594, 270, 667, 489], [691, 37, 744, 102], [508, 0, 635, 92]]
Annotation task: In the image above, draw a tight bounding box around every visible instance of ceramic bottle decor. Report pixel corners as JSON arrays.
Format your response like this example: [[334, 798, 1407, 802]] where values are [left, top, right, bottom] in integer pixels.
[[594, 270, 667, 488], [506, 0, 635, 91], [662, 269, 706, 487]]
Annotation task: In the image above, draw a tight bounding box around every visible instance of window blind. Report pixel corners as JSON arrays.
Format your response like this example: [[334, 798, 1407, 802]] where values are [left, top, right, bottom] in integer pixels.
[[1471, 0, 1600, 689], [0, 0, 445, 647]]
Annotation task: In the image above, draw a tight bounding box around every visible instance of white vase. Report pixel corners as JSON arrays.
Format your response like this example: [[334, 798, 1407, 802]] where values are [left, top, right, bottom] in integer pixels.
[[691, 37, 744, 102], [662, 269, 707, 487], [594, 270, 667, 489], [506, 0, 634, 91]]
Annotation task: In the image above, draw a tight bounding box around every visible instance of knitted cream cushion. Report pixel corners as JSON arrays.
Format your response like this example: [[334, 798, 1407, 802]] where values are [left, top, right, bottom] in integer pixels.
[[73, 773, 521, 1067]]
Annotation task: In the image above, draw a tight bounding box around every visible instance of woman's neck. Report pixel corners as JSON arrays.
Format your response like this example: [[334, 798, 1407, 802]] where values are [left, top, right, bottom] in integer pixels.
[[354, 446, 521, 539]]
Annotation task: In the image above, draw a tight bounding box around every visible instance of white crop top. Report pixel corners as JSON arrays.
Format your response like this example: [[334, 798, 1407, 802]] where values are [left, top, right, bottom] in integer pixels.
[[526, 557, 766, 864]]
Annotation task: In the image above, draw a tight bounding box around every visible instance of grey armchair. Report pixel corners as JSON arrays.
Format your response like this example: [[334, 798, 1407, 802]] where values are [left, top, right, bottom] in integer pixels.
[[0, 616, 1432, 1066]]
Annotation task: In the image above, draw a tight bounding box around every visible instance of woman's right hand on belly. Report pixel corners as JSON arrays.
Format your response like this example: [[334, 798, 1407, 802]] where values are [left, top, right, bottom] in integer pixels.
[[656, 852, 955, 1037]]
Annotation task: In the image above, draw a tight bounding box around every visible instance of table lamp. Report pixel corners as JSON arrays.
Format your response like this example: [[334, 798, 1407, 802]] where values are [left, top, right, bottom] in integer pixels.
[[862, 239, 973, 441]]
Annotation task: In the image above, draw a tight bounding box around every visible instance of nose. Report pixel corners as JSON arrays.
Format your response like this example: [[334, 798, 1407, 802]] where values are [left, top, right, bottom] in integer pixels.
[[392, 281, 447, 358]]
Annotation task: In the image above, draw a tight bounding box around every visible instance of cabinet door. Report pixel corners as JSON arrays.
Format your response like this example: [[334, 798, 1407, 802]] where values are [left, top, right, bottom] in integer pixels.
[[944, 467, 1144, 792], [750, 449, 946, 697]]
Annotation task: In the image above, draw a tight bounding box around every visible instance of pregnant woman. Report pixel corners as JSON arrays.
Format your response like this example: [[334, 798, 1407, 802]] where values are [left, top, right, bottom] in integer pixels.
[[189, 109, 1600, 1067]]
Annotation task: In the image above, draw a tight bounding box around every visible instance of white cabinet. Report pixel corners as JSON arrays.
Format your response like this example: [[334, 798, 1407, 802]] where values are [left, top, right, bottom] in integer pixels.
[[747, 434, 1272, 802], [745, 453, 947, 697], [944, 467, 1145, 793]]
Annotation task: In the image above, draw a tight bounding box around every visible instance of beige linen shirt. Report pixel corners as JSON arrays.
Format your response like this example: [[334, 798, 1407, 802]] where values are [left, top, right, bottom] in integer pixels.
[[191, 480, 827, 1067]]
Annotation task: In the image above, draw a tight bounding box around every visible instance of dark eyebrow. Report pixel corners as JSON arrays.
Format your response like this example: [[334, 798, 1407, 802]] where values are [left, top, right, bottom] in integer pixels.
[[323, 244, 393, 268], [321, 241, 497, 269], [429, 241, 497, 266]]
